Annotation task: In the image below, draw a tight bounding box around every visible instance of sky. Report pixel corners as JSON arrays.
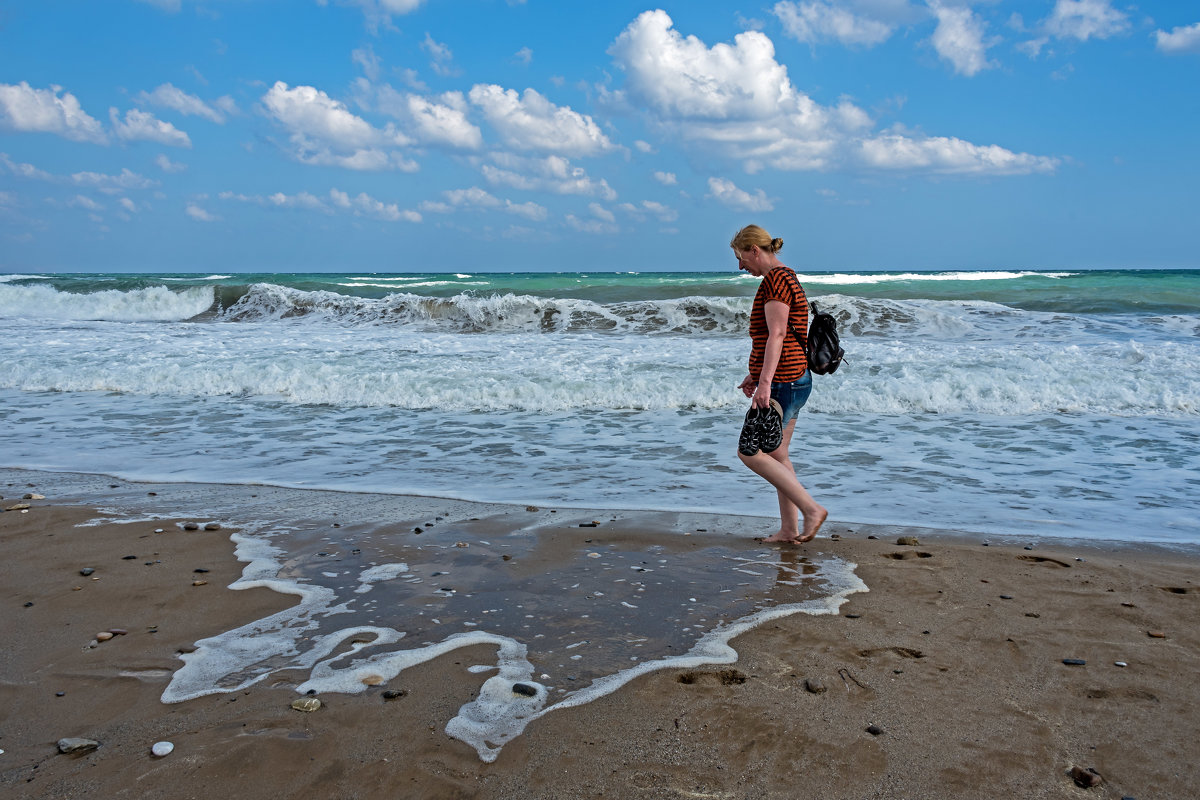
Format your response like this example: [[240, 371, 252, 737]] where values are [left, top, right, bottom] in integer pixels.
[[0, 0, 1197, 273]]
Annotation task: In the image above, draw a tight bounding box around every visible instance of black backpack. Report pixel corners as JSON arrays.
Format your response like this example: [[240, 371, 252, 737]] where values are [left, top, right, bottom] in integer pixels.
[[792, 301, 845, 375]]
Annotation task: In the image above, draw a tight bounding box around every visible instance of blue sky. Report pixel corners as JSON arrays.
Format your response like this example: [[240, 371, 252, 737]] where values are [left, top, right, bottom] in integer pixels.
[[1, 0, 1197, 272]]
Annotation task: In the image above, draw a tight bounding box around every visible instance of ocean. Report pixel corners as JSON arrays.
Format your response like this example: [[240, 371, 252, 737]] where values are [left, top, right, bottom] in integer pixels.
[[2, 268, 1198, 546]]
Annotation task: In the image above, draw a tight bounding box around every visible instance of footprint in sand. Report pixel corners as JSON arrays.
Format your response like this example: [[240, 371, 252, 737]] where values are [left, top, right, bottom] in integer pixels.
[[881, 551, 933, 560], [676, 669, 747, 687], [857, 646, 925, 660], [1016, 555, 1071, 568]]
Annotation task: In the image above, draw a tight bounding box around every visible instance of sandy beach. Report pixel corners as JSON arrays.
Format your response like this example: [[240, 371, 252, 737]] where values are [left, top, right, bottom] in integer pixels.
[[2, 480, 1198, 800]]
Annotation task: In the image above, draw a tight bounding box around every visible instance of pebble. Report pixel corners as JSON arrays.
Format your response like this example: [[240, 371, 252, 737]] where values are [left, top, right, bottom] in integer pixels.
[[999, 595, 1013, 600], [1115, 661, 1128, 668], [896, 536, 920, 546], [454, 542, 469, 548], [382, 689, 407, 700], [579, 522, 598, 528], [203, 523, 221, 531], [122, 555, 137, 560], [57, 738, 100, 754], [413, 527, 423, 533], [96, 632, 114, 642], [866, 725, 884, 736], [5, 503, 31, 511], [79, 568, 95, 576], [512, 683, 538, 697], [192, 580, 208, 587], [194, 568, 210, 573], [151, 741, 174, 757], [361, 675, 384, 686], [56, 692, 65, 697], [183, 522, 199, 531], [290, 697, 322, 712], [1069, 766, 1103, 788], [1147, 631, 1167, 639], [154, 528, 164, 534], [24, 493, 45, 500], [1062, 658, 1086, 666], [526, 505, 539, 512], [804, 678, 827, 694]]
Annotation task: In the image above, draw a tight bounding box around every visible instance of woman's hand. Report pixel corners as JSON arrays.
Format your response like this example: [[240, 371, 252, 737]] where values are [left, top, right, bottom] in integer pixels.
[[751, 380, 771, 408]]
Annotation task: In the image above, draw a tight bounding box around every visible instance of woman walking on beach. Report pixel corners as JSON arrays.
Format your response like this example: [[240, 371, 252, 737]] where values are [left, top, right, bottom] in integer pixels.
[[732, 224, 827, 543]]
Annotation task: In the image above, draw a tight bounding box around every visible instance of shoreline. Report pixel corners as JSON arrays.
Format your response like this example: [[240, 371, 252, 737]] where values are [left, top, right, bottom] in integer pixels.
[[3, 473, 1199, 797]]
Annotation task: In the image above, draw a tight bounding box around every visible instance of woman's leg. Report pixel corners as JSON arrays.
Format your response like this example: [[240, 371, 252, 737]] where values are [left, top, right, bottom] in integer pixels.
[[739, 419, 826, 542]]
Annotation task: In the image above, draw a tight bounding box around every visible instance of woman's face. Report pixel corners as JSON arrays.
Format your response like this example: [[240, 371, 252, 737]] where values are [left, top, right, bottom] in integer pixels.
[[735, 246, 767, 276]]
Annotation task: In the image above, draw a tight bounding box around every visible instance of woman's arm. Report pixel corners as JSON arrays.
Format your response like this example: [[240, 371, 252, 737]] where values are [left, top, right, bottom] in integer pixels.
[[753, 299, 789, 408]]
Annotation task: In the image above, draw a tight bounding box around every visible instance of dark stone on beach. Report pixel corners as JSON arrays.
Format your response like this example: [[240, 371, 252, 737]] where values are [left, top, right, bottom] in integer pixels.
[[845, 613, 861, 619], [1000, 595, 1013, 600], [204, 523, 221, 531], [512, 683, 538, 697], [122, 555, 137, 560], [896, 536, 920, 546], [332, 523, 341, 528], [1024, 545, 1034, 550], [110, 484, 119, 488], [579, 522, 598, 528], [56, 691, 65, 697], [80, 568, 95, 576], [1069, 766, 1103, 788], [183, 522, 199, 531], [526, 505, 539, 512], [1025, 613, 1040, 618], [382, 689, 407, 700], [194, 568, 210, 574], [804, 678, 827, 694], [413, 527, 423, 533], [1121, 602, 1135, 607], [866, 725, 884, 736], [24, 601, 33, 607], [148, 492, 157, 496], [502, 554, 512, 561], [1147, 631, 1167, 638], [57, 738, 100, 754], [867, 535, 877, 540], [1063, 658, 1087, 666]]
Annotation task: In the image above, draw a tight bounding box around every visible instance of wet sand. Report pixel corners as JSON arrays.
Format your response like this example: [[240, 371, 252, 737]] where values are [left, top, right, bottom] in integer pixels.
[[2, 491, 1199, 799]]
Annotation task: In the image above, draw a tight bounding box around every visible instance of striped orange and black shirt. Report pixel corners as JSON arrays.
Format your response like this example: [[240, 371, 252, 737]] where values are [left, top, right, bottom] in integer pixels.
[[748, 266, 809, 383]]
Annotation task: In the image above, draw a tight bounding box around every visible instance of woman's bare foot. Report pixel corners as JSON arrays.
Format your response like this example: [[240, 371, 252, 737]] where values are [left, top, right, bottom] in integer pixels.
[[758, 530, 801, 544], [796, 506, 828, 543]]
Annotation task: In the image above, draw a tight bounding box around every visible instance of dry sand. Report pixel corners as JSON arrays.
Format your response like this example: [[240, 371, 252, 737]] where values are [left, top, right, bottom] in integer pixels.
[[2, 494, 1199, 800]]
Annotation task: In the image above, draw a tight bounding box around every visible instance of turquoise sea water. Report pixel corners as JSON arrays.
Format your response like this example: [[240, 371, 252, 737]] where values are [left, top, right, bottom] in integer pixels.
[[2, 268, 1198, 544]]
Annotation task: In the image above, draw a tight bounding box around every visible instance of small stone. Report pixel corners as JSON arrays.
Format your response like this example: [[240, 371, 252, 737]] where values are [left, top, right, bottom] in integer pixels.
[[291, 697, 322, 712], [362, 675, 384, 686], [23, 601, 33, 608], [56, 691, 65, 697], [1000, 595, 1013, 600], [57, 738, 100, 754], [109, 629, 127, 635], [382, 689, 407, 700], [1115, 661, 1128, 668], [1069, 766, 1103, 788], [845, 613, 861, 619], [183, 522, 199, 531], [192, 580, 208, 586], [1121, 602, 1136, 608], [194, 568, 210, 573], [413, 527, 423, 534], [526, 505, 539, 512], [154, 528, 164, 534], [454, 542, 469, 548], [866, 725, 884, 736], [6, 503, 31, 511], [896, 536, 920, 546], [1024, 545, 1034, 551], [24, 493, 45, 500], [151, 741, 174, 757], [804, 678, 827, 694], [579, 522, 598, 528], [502, 554, 512, 561], [122, 555, 137, 560], [96, 632, 114, 642], [587, 552, 601, 558], [1025, 613, 1041, 618], [512, 683, 538, 697], [1062, 658, 1086, 666], [1147, 631, 1167, 639], [867, 535, 878, 540], [148, 492, 157, 496], [79, 568, 95, 576], [203, 523, 221, 531]]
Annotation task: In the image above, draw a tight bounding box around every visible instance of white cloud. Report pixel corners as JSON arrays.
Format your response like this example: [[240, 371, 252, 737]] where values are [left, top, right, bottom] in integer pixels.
[[418, 186, 546, 220], [135, 83, 232, 123], [514, 47, 533, 65], [469, 84, 615, 157], [329, 188, 421, 222], [352, 45, 382, 82], [588, 202, 616, 223], [186, 203, 218, 222], [120, 197, 138, 213], [341, 0, 425, 31], [155, 153, 187, 173], [377, 87, 483, 150], [1044, 0, 1129, 42], [634, 140, 655, 153], [504, 199, 547, 221], [707, 177, 774, 211], [1156, 22, 1200, 54], [928, 1, 996, 77], [72, 168, 158, 194], [422, 32, 458, 76], [1, 152, 54, 181], [772, 1, 898, 47], [653, 170, 677, 185], [69, 194, 104, 211], [0, 82, 107, 143], [619, 200, 679, 223], [261, 81, 417, 171], [859, 133, 1059, 174], [565, 211, 619, 235], [608, 10, 1050, 177], [110, 108, 192, 147], [136, 0, 181, 11], [480, 153, 617, 200]]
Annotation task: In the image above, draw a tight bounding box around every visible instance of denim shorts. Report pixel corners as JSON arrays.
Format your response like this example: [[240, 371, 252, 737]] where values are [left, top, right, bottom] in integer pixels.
[[770, 372, 813, 424]]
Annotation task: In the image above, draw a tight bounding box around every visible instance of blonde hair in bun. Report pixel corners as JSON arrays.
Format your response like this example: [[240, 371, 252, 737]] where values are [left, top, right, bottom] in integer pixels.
[[730, 224, 783, 254]]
